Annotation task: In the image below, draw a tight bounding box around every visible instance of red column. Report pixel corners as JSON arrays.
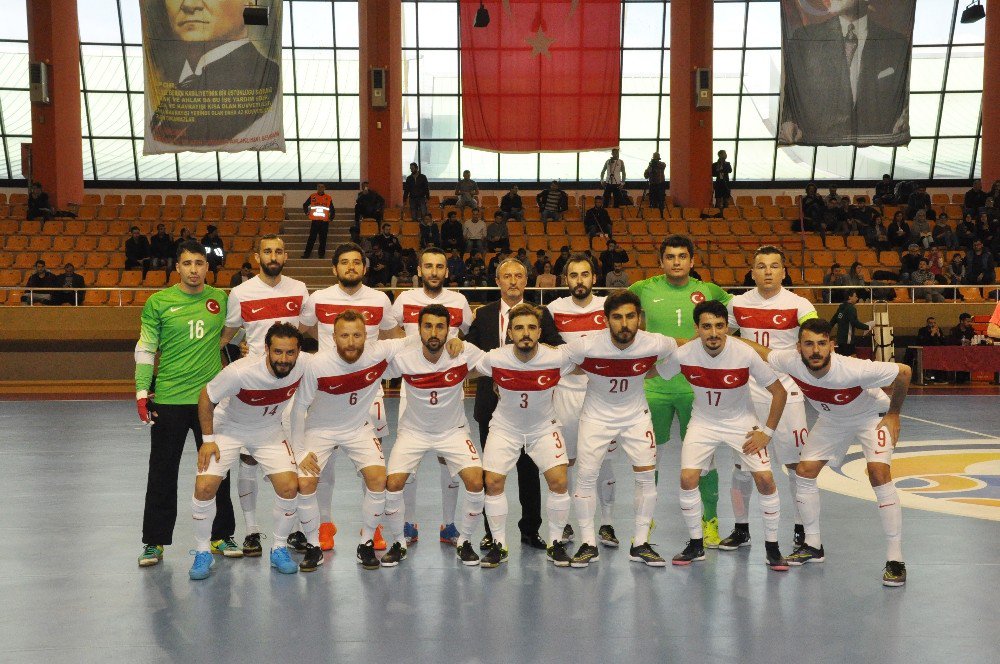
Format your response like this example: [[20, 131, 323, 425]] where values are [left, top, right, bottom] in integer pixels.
[[981, 7, 999, 188], [359, 0, 403, 206], [669, 0, 713, 209], [26, 0, 83, 208]]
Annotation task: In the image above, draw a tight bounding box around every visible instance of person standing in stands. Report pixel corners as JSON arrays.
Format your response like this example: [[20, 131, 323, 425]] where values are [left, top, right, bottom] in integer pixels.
[[600, 148, 628, 208], [831, 290, 869, 357], [712, 150, 732, 209], [302, 183, 334, 259], [404, 162, 430, 222]]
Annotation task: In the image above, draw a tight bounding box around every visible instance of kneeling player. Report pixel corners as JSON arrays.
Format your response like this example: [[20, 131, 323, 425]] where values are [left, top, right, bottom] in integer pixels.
[[656, 302, 790, 570], [190, 323, 307, 580]]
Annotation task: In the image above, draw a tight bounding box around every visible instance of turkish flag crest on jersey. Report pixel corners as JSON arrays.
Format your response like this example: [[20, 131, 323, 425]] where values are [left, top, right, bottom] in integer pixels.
[[459, 0, 622, 152]]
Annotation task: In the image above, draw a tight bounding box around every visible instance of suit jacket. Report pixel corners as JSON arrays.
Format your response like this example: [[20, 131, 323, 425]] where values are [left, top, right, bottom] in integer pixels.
[[781, 17, 910, 145], [465, 301, 564, 423]]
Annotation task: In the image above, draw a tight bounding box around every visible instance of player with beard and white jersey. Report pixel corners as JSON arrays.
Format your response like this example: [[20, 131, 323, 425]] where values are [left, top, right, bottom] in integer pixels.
[[722, 245, 818, 551], [546, 253, 619, 548], [389, 247, 473, 548], [739, 318, 913, 587], [218, 234, 309, 558], [299, 242, 398, 552], [189, 323, 308, 580]]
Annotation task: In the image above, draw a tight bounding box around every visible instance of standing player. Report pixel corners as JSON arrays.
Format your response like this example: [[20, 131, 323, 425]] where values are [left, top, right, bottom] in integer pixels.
[[189, 323, 307, 580], [564, 290, 680, 568], [135, 240, 235, 567], [629, 235, 732, 547], [655, 301, 790, 570], [290, 311, 408, 572], [219, 234, 309, 557], [474, 304, 576, 568], [299, 242, 398, 551], [740, 318, 913, 586], [381, 305, 487, 567], [390, 246, 473, 546], [546, 254, 618, 546], [723, 246, 817, 550]]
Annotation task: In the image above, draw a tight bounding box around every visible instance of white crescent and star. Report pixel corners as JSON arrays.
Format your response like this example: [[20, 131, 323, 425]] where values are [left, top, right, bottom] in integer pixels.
[[592, 314, 605, 325], [772, 314, 787, 325], [723, 374, 738, 385], [364, 370, 379, 381], [286, 388, 296, 397], [444, 371, 459, 383], [632, 362, 649, 372], [286, 301, 298, 312], [833, 393, 848, 403], [538, 374, 553, 386]]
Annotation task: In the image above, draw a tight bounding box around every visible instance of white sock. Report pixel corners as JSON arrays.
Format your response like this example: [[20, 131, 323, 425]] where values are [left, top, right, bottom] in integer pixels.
[[361, 489, 386, 543], [272, 495, 298, 550], [795, 474, 822, 548], [679, 488, 703, 539], [731, 466, 753, 524], [873, 482, 903, 562], [192, 496, 216, 552], [440, 463, 459, 526], [759, 491, 780, 543], [317, 461, 335, 523], [786, 467, 802, 526], [573, 467, 599, 546], [632, 470, 656, 545], [384, 489, 406, 547], [546, 491, 571, 544], [403, 473, 417, 525], [298, 491, 320, 546], [459, 489, 485, 545], [484, 493, 508, 548], [598, 458, 616, 523], [237, 460, 259, 533]]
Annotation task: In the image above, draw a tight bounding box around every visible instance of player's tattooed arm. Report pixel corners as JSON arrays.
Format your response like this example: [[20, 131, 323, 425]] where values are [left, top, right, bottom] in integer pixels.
[[196, 387, 221, 473], [878, 363, 912, 447]]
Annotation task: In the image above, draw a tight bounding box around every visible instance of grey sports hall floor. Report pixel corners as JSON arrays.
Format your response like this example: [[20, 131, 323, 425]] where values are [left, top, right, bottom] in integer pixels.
[[1, 395, 998, 663]]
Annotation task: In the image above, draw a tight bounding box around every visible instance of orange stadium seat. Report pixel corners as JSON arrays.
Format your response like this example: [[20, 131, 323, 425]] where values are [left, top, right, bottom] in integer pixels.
[[9, 193, 27, 205], [266, 195, 284, 207], [108, 254, 126, 269], [139, 205, 160, 221], [203, 207, 222, 222], [0, 219, 16, 234], [52, 236, 74, 252], [184, 195, 204, 207], [743, 207, 763, 220], [222, 206, 244, 222], [244, 208, 264, 222], [76, 205, 97, 220], [164, 194, 182, 206], [145, 272, 167, 287], [27, 236, 51, 251], [97, 205, 119, 220], [81, 194, 101, 206], [103, 194, 123, 207], [41, 220, 63, 235], [64, 252, 84, 267], [225, 195, 244, 208], [107, 220, 130, 235], [21, 220, 42, 235], [812, 251, 835, 267], [755, 196, 774, 207], [0, 269, 20, 286], [144, 195, 163, 206], [246, 195, 264, 208], [181, 207, 202, 222], [84, 253, 109, 269], [97, 236, 120, 252], [124, 194, 143, 206], [119, 271, 143, 287], [735, 196, 754, 207]]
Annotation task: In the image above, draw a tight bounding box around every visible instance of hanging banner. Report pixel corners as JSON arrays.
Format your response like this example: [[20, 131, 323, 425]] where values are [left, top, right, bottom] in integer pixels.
[[779, 0, 914, 147], [140, 0, 284, 154], [459, 0, 622, 153]]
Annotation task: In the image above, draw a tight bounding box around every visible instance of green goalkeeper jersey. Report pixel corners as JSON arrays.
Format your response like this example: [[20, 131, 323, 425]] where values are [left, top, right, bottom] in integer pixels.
[[629, 275, 733, 394], [135, 284, 228, 405]]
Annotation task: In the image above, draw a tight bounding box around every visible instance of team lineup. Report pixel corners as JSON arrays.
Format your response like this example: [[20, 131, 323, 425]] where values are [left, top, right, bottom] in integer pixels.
[[134, 234, 912, 587]]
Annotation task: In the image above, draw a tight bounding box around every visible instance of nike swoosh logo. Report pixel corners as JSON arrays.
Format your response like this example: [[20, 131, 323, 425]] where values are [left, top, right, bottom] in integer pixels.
[[738, 315, 752, 321], [251, 307, 265, 314], [652, 298, 664, 303], [499, 377, 513, 382], [689, 374, 702, 379], [250, 397, 266, 403], [555, 453, 565, 458], [874, 450, 887, 455], [595, 364, 609, 369], [375, 425, 387, 432], [169, 306, 183, 312]]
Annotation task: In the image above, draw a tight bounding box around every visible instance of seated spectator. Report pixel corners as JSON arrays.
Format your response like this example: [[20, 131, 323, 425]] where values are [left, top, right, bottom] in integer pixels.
[[353, 181, 385, 242], [535, 262, 558, 289], [500, 186, 525, 222], [832, 196, 862, 236], [906, 183, 935, 221], [949, 313, 975, 383], [599, 240, 629, 281], [887, 212, 911, 252], [799, 182, 826, 233], [150, 224, 175, 272], [976, 212, 995, 249], [463, 210, 487, 255], [27, 182, 54, 221], [823, 262, 850, 303], [455, 170, 480, 215], [22, 260, 56, 305], [371, 222, 402, 260], [916, 316, 947, 382], [945, 253, 966, 285], [440, 212, 465, 254], [366, 246, 392, 287], [465, 264, 490, 302], [964, 179, 989, 216], [487, 248, 509, 281], [50, 263, 86, 305], [584, 197, 613, 248], [825, 185, 840, 206], [536, 180, 569, 226], [866, 212, 892, 257], [465, 250, 486, 276], [605, 262, 630, 288], [956, 213, 978, 249], [174, 227, 192, 255], [552, 246, 571, 281], [230, 262, 254, 287], [899, 244, 924, 282], [125, 226, 152, 277], [533, 249, 551, 278], [925, 244, 947, 282], [486, 212, 511, 253], [911, 210, 933, 249], [932, 214, 960, 250], [418, 214, 441, 249], [391, 261, 418, 288], [964, 239, 996, 286], [201, 225, 224, 275], [873, 173, 895, 205], [514, 248, 538, 285], [400, 248, 418, 276], [446, 248, 467, 282], [844, 261, 869, 289], [909, 258, 945, 303], [831, 290, 869, 356]]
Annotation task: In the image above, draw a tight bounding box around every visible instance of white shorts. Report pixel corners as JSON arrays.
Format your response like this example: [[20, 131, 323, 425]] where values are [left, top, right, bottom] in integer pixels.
[[201, 430, 298, 478], [682, 419, 772, 474], [749, 399, 808, 468], [801, 413, 893, 465], [371, 391, 388, 438], [482, 425, 568, 476], [388, 425, 482, 477], [553, 387, 584, 460], [577, 415, 656, 471], [299, 422, 386, 477]]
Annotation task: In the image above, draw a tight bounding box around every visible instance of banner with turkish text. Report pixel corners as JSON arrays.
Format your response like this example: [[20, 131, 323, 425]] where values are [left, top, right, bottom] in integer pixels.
[[779, 0, 914, 147], [140, 0, 284, 154], [460, 0, 622, 153]]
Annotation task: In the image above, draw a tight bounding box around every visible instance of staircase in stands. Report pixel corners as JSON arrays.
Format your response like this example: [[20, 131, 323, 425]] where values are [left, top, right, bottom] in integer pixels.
[[278, 209, 353, 289]]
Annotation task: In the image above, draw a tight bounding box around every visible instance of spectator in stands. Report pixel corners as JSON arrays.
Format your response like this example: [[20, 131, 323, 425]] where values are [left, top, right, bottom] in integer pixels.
[[487, 248, 509, 281], [956, 213, 978, 249], [22, 260, 55, 305], [27, 182, 54, 221], [831, 290, 869, 357], [52, 263, 85, 306], [916, 316, 947, 383], [419, 214, 441, 250], [949, 313, 976, 384], [533, 250, 551, 278], [946, 253, 966, 285], [441, 211, 465, 254], [552, 246, 571, 280], [599, 239, 629, 281], [201, 225, 225, 275], [823, 263, 850, 303], [514, 248, 538, 286], [600, 148, 628, 208], [844, 261, 869, 289], [925, 244, 947, 282], [985, 198, 999, 226], [125, 226, 152, 277], [800, 182, 826, 234], [910, 258, 945, 303], [149, 224, 175, 272], [465, 250, 486, 276], [605, 262, 630, 288], [455, 170, 480, 216], [906, 183, 933, 221], [499, 186, 525, 221], [832, 196, 861, 237], [486, 212, 511, 253], [990, 180, 1000, 203], [911, 210, 933, 249], [644, 151, 667, 214], [584, 196, 613, 248], [899, 244, 924, 282], [174, 228, 192, 255], [711, 150, 732, 209], [400, 248, 418, 276], [353, 181, 385, 242], [535, 262, 558, 289], [887, 211, 911, 252], [932, 214, 960, 250], [463, 209, 487, 255], [302, 183, 334, 259], [964, 179, 989, 215], [825, 185, 841, 206], [447, 248, 467, 283], [976, 212, 995, 249], [873, 174, 895, 205], [403, 162, 430, 222], [536, 180, 569, 227], [964, 239, 996, 288], [371, 223, 403, 263], [465, 264, 490, 301], [366, 246, 392, 287], [230, 262, 254, 287], [392, 260, 418, 289], [865, 212, 891, 256]]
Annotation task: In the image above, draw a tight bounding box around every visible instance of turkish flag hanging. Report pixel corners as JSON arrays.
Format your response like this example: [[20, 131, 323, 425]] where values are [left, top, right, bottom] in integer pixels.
[[459, 0, 622, 153]]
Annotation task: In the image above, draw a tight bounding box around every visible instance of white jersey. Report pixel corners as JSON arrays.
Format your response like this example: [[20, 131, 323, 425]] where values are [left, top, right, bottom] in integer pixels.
[[657, 339, 778, 428], [475, 344, 575, 435], [295, 339, 408, 437], [225, 275, 310, 355], [546, 295, 607, 392], [392, 288, 472, 337], [768, 349, 898, 420], [207, 354, 308, 436], [386, 343, 485, 434], [563, 329, 677, 426], [300, 283, 396, 352], [728, 287, 817, 403]]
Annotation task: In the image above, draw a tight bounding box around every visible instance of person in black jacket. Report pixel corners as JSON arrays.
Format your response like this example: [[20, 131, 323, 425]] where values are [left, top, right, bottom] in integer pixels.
[[440, 212, 465, 255], [150, 224, 175, 272], [51, 263, 86, 306], [499, 186, 525, 221], [465, 258, 563, 551], [27, 182, 53, 221], [403, 162, 430, 221], [873, 174, 895, 205], [125, 226, 152, 278], [964, 179, 989, 216], [353, 181, 385, 242], [915, 316, 946, 383], [584, 197, 613, 248], [22, 260, 56, 305]]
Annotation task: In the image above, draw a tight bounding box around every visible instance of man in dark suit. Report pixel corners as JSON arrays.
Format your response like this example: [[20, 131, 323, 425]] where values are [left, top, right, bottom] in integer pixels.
[[779, 0, 911, 146], [465, 258, 563, 550]]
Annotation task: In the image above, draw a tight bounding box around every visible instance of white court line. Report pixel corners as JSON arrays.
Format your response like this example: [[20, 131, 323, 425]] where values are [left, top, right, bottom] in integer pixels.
[[900, 414, 999, 440]]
